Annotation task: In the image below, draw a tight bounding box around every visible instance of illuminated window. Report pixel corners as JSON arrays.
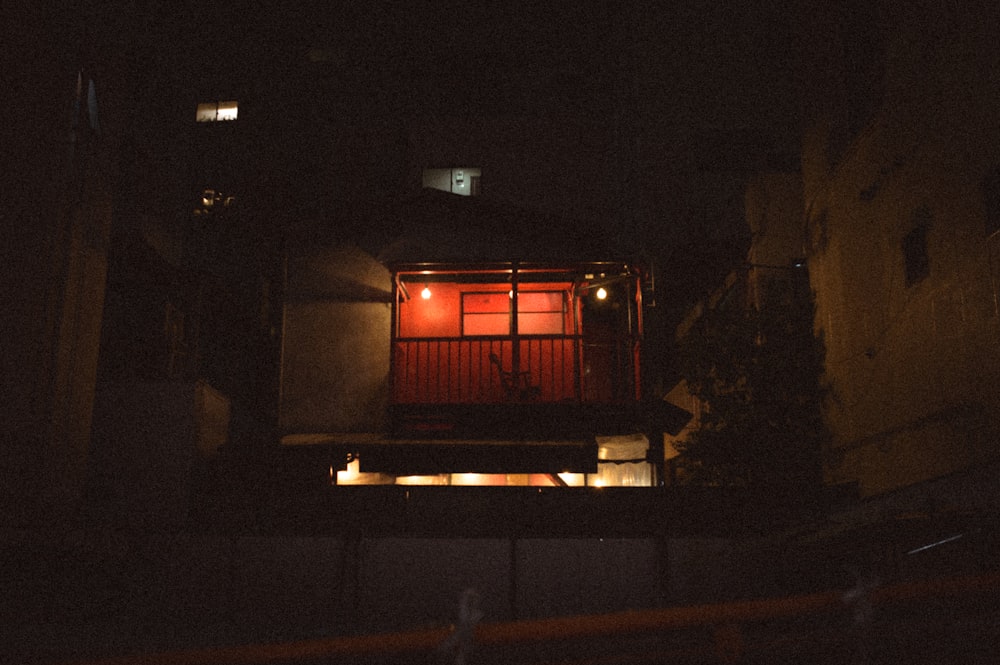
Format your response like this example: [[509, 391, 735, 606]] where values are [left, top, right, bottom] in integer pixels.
[[462, 292, 510, 335], [591, 434, 653, 487], [517, 292, 565, 334], [423, 167, 481, 196], [196, 101, 238, 122], [194, 188, 235, 215], [461, 291, 565, 335]]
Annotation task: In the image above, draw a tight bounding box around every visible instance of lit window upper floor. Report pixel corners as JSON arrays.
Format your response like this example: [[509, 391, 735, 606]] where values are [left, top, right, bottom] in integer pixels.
[[194, 188, 235, 216], [196, 101, 238, 122], [423, 167, 481, 196]]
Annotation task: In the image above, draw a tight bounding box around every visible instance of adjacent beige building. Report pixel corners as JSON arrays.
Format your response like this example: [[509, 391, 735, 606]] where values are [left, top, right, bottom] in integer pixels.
[[799, 3, 1000, 495], [668, 4, 1000, 497]]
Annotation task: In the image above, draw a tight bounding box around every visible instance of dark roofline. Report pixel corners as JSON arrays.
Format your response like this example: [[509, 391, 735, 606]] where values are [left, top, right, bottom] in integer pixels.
[[376, 188, 635, 265], [386, 260, 638, 276]]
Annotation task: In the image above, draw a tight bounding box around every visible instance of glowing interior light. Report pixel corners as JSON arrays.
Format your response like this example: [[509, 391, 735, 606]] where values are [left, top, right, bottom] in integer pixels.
[[558, 472, 585, 487], [216, 101, 238, 120], [195, 103, 216, 122], [196, 101, 239, 122], [451, 473, 505, 486], [396, 475, 449, 485], [337, 458, 361, 484], [595, 287, 608, 300], [421, 286, 432, 299]]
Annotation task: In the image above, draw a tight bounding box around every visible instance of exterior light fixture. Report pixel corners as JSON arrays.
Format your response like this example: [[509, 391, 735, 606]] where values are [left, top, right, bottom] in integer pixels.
[[421, 285, 432, 299], [595, 287, 608, 300]]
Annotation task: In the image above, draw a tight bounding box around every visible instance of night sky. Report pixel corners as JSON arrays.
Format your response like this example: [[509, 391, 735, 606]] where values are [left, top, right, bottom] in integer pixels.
[[206, 3, 795, 133], [133, 1, 803, 163], [144, 0, 804, 302], [12, 1, 807, 328]]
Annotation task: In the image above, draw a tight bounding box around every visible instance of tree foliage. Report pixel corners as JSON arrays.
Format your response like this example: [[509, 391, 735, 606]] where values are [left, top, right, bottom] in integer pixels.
[[676, 269, 828, 487]]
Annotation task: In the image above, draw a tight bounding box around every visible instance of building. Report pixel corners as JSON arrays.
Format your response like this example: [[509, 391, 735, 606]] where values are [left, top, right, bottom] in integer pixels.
[[7, 7, 914, 660], [652, 6, 1000, 611], [664, 173, 819, 487], [668, 2, 1000, 500], [797, 2, 1000, 497], [3, 7, 126, 525], [278, 188, 685, 489]]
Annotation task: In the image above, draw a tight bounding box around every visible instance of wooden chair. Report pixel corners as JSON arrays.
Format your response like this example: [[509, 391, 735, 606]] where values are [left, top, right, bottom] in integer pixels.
[[489, 353, 540, 401]]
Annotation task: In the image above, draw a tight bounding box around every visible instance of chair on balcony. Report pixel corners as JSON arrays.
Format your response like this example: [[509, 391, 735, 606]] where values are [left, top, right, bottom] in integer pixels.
[[489, 353, 541, 401]]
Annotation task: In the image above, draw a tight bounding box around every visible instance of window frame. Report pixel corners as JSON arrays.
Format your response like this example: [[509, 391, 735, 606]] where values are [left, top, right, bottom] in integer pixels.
[[460, 289, 566, 336], [196, 101, 239, 122]]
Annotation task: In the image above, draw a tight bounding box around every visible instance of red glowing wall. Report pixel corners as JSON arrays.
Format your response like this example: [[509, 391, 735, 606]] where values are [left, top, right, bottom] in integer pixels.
[[394, 281, 580, 403]]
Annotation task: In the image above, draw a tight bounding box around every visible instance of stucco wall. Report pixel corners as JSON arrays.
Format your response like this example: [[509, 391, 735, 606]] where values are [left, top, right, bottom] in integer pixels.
[[89, 381, 231, 530], [800, 8, 1000, 495], [280, 244, 392, 433]]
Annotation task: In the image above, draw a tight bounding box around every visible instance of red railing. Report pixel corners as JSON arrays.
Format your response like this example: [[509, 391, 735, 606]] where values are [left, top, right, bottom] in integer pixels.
[[391, 335, 574, 403], [391, 335, 639, 404], [60, 571, 1000, 665]]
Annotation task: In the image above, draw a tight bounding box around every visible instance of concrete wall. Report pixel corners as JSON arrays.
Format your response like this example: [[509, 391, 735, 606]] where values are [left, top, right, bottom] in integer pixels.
[[0, 530, 723, 660], [89, 381, 231, 530], [7, 470, 1000, 662], [279, 244, 392, 433], [798, 4, 1000, 495]]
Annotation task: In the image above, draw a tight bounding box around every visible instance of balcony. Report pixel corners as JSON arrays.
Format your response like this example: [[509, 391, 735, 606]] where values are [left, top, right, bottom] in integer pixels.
[[390, 333, 640, 438]]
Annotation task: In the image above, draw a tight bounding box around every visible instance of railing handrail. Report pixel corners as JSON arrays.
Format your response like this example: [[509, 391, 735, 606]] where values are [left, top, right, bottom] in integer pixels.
[[60, 571, 1000, 665], [395, 333, 587, 341]]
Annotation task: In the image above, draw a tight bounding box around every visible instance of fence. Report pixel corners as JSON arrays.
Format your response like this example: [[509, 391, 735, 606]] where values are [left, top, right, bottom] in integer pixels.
[[61, 570, 1000, 665], [392, 335, 638, 404]]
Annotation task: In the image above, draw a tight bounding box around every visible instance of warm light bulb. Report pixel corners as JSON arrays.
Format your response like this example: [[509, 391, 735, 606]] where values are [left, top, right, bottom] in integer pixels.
[[421, 286, 432, 299], [595, 287, 608, 300]]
